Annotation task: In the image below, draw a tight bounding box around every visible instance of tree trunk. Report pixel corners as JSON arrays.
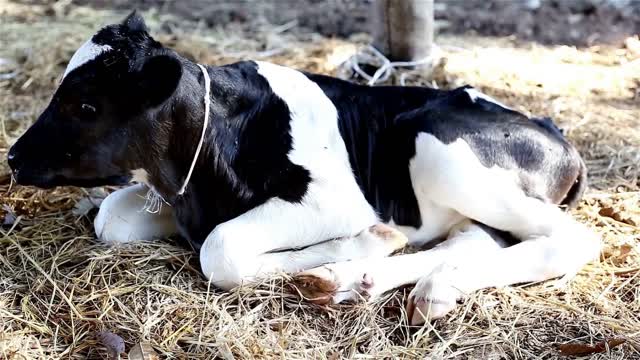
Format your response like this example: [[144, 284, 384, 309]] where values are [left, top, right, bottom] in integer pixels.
[[372, 0, 434, 62]]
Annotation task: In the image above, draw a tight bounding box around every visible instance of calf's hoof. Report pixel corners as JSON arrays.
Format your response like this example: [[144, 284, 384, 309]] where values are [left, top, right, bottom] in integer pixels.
[[291, 266, 340, 305], [406, 265, 464, 325], [291, 262, 377, 305]]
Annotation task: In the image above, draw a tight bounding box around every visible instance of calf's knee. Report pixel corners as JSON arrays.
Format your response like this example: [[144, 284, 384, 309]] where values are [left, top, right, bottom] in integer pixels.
[[200, 224, 257, 290]]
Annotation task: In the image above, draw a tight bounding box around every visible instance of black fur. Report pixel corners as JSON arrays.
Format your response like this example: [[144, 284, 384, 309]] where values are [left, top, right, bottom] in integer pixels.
[[170, 61, 312, 247], [307, 74, 445, 228]]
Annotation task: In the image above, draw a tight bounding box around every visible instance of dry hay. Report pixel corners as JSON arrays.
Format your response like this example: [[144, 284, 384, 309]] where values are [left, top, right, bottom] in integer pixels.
[[1, 3, 639, 359]]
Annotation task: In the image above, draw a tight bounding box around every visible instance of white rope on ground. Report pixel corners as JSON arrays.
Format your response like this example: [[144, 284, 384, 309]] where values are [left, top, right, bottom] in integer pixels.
[[349, 44, 442, 86]]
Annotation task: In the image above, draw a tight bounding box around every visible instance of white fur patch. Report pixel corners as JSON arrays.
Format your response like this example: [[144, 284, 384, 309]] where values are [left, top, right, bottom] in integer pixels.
[[199, 61, 379, 288], [255, 61, 378, 236], [464, 88, 511, 109], [63, 39, 112, 79], [410, 133, 531, 234]]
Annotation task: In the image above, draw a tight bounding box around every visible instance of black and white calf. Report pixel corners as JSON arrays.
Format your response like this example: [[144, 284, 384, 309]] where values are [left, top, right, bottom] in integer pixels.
[[8, 12, 600, 324]]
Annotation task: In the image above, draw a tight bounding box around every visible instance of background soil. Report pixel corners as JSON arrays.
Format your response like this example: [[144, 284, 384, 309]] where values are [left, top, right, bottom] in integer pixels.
[[71, 0, 640, 46]]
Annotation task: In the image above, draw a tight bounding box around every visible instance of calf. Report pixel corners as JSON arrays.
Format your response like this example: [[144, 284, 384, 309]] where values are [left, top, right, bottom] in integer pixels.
[[8, 12, 600, 324]]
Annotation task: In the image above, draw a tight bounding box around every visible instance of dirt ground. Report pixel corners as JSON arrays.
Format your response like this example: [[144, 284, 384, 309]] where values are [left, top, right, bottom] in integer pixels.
[[71, 0, 640, 46], [0, 1, 639, 359]]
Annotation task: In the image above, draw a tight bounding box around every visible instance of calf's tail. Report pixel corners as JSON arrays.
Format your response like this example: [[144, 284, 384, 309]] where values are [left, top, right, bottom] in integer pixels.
[[561, 156, 588, 209]]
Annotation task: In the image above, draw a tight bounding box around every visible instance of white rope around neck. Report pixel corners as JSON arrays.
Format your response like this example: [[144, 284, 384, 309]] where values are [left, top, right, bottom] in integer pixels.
[[140, 63, 211, 213], [177, 63, 211, 196]]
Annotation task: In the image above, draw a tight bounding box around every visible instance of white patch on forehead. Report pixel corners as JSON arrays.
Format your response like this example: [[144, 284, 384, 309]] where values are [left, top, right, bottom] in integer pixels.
[[62, 39, 112, 79], [464, 88, 511, 110]]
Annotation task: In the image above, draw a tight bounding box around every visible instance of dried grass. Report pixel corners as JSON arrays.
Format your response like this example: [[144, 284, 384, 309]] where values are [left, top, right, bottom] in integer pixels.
[[0, 3, 639, 359]]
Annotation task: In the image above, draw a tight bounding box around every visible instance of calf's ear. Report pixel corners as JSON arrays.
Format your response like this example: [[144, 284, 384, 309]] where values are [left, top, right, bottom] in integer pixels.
[[122, 10, 149, 33], [137, 55, 182, 107]]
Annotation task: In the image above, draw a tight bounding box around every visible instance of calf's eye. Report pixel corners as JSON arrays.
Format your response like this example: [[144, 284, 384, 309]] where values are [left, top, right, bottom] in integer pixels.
[[81, 103, 96, 113]]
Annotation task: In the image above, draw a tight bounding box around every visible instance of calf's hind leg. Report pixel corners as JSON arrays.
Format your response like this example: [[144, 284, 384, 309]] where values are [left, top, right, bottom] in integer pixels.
[[405, 134, 601, 323]]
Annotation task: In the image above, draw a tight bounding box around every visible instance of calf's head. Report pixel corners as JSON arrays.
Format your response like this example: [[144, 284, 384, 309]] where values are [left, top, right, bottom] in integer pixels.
[[8, 12, 183, 188]]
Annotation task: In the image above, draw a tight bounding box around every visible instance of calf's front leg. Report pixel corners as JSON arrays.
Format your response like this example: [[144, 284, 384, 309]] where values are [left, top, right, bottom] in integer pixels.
[[94, 184, 178, 244], [198, 194, 406, 290]]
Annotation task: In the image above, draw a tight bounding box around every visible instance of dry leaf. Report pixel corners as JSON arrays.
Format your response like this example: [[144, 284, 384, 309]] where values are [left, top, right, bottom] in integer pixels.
[[97, 331, 125, 360], [609, 244, 634, 266], [617, 211, 638, 227], [2, 205, 16, 226], [598, 206, 616, 218], [617, 244, 633, 261], [557, 338, 626, 356], [598, 206, 638, 226], [128, 342, 159, 360]]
